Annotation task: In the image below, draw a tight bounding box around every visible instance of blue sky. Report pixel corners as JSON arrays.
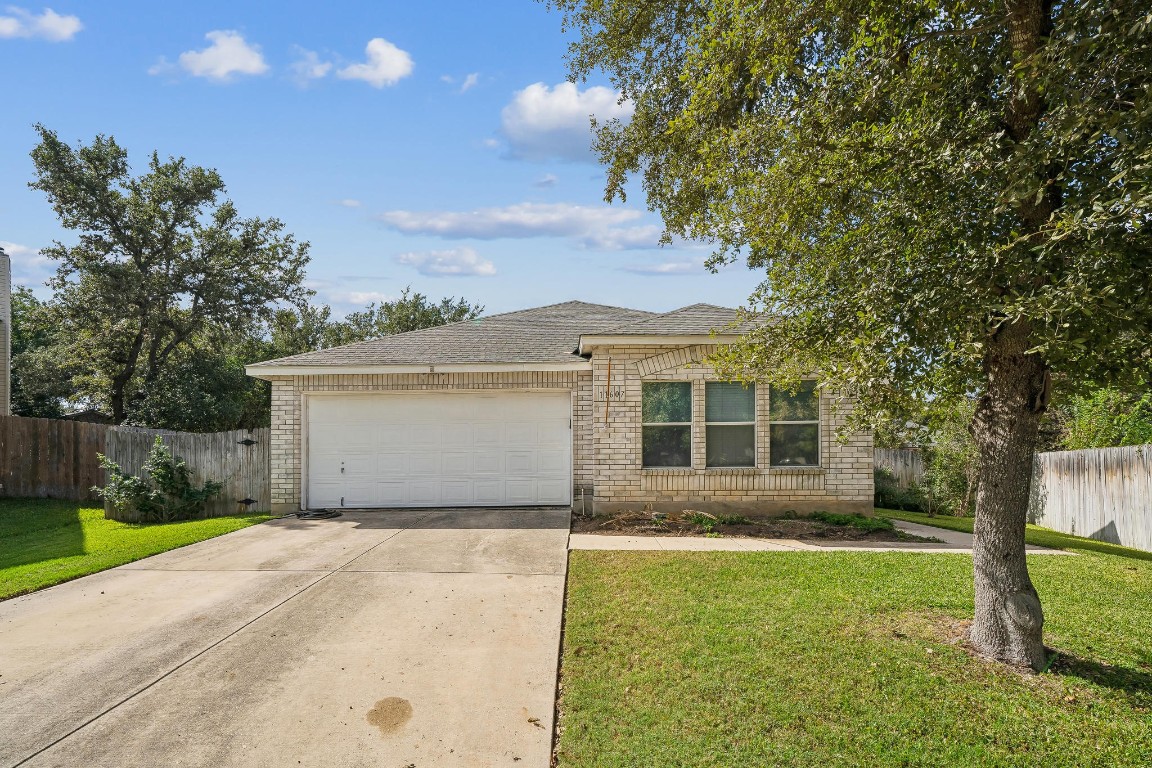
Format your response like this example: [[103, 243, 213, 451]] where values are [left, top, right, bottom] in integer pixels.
[[0, 2, 755, 315]]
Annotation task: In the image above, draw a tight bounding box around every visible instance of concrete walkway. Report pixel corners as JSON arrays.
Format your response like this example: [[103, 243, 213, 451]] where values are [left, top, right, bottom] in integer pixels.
[[570, 519, 1072, 554], [0, 508, 570, 768]]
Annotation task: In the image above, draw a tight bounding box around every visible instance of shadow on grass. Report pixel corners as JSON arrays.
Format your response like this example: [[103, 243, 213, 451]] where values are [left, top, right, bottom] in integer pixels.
[[0, 498, 87, 570], [1050, 651, 1152, 700]]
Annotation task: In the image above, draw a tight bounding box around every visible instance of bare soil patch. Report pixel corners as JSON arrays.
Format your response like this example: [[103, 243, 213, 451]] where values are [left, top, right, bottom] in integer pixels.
[[571, 510, 941, 543]]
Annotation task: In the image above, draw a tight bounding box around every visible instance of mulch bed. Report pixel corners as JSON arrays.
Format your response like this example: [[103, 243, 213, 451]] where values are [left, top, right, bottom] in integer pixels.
[[571, 511, 941, 543]]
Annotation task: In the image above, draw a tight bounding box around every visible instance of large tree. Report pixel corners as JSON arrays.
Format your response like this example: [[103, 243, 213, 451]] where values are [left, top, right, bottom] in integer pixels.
[[551, 0, 1152, 669], [29, 126, 311, 424], [9, 286, 70, 418]]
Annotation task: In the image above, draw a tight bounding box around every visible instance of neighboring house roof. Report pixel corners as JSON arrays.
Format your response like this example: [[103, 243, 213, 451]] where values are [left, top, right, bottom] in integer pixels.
[[249, 301, 655, 372]]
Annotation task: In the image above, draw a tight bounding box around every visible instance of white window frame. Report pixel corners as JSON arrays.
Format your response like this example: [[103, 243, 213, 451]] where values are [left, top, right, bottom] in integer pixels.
[[768, 382, 822, 468], [704, 382, 757, 468], [641, 381, 693, 468]]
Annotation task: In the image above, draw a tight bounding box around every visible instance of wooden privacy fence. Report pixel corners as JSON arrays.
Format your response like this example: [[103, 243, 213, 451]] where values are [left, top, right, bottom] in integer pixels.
[[1028, 445, 1152, 553], [0, 415, 108, 501], [0, 415, 270, 519], [874, 448, 925, 489], [102, 427, 270, 521]]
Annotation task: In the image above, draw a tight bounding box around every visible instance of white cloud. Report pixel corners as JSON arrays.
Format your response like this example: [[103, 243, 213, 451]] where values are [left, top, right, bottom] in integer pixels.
[[336, 198, 362, 208], [459, 72, 479, 93], [395, 247, 496, 277], [337, 37, 413, 88], [1, 240, 48, 268], [500, 81, 633, 163], [377, 202, 669, 251], [0, 7, 82, 41], [289, 46, 332, 86], [337, 290, 393, 305], [533, 173, 559, 188], [167, 30, 269, 82], [623, 258, 707, 275], [1, 240, 52, 290]]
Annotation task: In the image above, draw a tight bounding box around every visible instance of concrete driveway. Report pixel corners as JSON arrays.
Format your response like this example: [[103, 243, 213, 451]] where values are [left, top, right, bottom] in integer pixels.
[[0, 508, 569, 768]]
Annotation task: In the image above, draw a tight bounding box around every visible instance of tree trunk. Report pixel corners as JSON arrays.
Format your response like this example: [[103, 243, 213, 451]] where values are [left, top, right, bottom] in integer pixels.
[[968, 320, 1048, 671]]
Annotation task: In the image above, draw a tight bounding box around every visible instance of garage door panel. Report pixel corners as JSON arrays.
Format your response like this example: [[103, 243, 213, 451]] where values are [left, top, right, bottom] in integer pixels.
[[376, 482, 407, 505], [537, 479, 569, 504], [344, 481, 376, 507], [376, 425, 408, 448], [344, 455, 374, 476], [409, 480, 440, 505], [310, 481, 343, 508], [310, 455, 344, 477], [441, 480, 473, 505], [308, 425, 346, 453], [474, 480, 503, 504], [442, 452, 472, 475], [307, 392, 571, 508], [474, 453, 502, 474], [537, 450, 567, 473], [342, 425, 376, 451], [505, 422, 537, 445], [409, 454, 440, 475], [474, 424, 502, 446], [505, 480, 538, 504], [377, 453, 407, 474], [506, 451, 537, 474], [538, 422, 570, 448], [442, 424, 474, 447], [409, 425, 442, 448]]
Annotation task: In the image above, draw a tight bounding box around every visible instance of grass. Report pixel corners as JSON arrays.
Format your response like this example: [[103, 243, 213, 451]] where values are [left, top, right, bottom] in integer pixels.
[[557, 515, 1152, 767], [879, 508, 1152, 561], [0, 497, 270, 600]]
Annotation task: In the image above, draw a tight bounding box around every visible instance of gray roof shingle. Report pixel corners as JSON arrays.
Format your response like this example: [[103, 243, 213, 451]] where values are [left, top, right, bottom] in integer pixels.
[[251, 301, 656, 367], [596, 303, 755, 335]]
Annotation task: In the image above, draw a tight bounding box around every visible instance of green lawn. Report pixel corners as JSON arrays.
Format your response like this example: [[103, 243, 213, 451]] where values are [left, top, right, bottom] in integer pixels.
[[879, 508, 1152, 560], [0, 498, 270, 600], [557, 516, 1152, 767]]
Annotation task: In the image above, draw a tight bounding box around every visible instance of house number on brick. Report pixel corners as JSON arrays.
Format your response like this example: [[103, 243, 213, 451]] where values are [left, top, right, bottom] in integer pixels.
[[595, 385, 626, 401]]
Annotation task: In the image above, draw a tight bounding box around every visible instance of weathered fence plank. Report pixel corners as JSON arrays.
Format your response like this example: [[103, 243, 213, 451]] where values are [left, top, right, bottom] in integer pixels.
[[874, 448, 924, 489], [102, 427, 271, 521], [1, 415, 269, 518], [0, 415, 108, 501], [1029, 445, 1152, 553]]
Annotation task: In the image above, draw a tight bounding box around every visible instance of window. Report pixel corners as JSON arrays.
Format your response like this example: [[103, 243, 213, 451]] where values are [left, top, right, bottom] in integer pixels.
[[706, 382, 755, 467], [642, 382, 692, 467], [769, 381, 820, 466]]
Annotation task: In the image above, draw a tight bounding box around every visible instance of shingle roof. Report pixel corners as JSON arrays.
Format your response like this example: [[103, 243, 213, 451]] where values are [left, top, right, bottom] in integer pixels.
[[597, 303, 755, 335], [251, 301, 656, 367]]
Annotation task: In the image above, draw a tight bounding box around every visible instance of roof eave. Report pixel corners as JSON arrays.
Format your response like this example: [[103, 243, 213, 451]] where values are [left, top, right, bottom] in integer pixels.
[[245, 360, 593, 380], [577, 333, 742, 355]]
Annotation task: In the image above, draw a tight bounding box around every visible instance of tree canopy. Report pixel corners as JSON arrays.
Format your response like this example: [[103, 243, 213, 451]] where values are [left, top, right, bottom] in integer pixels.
[[29, 125, 311, 424], [19, 127, 485, 430], [555, 0, 1151, 409], [551, 0, 1152, 670]]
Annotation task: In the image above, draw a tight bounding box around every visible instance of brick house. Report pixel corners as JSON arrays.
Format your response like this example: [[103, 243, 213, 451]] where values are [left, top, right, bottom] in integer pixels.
[[246, 301, 873, 515]]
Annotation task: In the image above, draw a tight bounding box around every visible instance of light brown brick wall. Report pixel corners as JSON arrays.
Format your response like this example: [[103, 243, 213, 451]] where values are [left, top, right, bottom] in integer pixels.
[[588, 345, 873, 515], [264, 346, 873, 514]]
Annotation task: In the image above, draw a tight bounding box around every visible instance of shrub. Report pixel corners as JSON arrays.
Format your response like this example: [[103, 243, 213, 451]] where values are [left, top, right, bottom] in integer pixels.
[[811, 510, 895, 532], [873, 467, 925, 511], [94, 437, 224, 522], [1060, 388, 1152, 450]]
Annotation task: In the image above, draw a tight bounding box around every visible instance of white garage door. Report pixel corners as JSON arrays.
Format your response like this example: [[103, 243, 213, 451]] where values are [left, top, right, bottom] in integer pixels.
[[306, 391, 572, 508]]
